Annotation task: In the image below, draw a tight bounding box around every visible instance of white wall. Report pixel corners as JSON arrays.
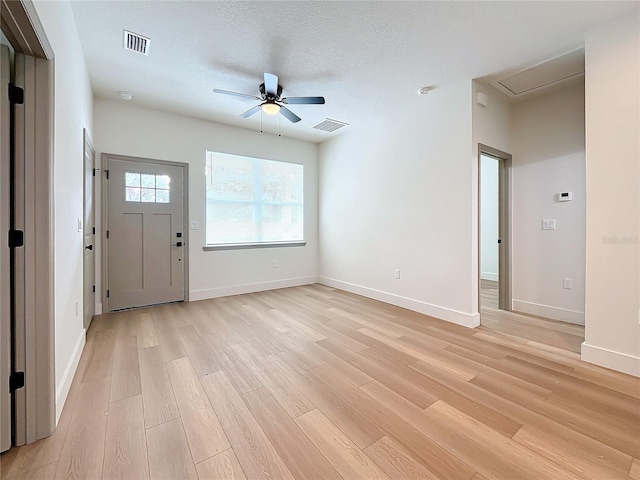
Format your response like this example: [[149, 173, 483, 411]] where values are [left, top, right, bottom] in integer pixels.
[[31, 0, 94, 420], [480, 155, 499, 281], [319, 81, 479, 327], [511, 82, 586, 324], [583, 14, 640, 376], [93, 99, 318, 302]]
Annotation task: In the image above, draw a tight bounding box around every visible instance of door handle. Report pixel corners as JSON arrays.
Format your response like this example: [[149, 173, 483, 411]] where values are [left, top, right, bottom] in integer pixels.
[[85, 244, 93, 250], [171, 242, 183, 247]]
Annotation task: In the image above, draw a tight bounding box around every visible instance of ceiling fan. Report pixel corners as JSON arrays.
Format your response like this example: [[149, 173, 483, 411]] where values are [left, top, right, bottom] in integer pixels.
[[213, 72, 325, 123]]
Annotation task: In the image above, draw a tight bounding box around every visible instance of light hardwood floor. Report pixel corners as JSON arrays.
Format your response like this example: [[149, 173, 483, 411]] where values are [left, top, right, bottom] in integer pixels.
[[1, 284, 639, 479], [480, 278, 585, 354]]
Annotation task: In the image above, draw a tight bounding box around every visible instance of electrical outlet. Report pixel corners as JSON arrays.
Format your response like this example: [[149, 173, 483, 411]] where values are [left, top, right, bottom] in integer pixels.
[[190, 221, 199, 230], [77, 218, 83, 233], [394, 269, 400, 279], [563, 278, 573, 290], [272, 260, 278, 268], [542, 219, 556, 230]]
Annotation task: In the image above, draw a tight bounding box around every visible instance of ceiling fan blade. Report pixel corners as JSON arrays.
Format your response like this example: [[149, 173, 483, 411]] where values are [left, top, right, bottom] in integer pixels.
[[279, 106, 301, 123], [264, 73, 278, 96], [239, 105, 262, 118], [282, 96, 325, 105], [213, 89, 261, 101]]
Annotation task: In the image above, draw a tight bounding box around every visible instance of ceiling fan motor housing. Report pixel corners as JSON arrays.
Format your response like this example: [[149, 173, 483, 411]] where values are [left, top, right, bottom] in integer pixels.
[[259, 83, 283, 100]]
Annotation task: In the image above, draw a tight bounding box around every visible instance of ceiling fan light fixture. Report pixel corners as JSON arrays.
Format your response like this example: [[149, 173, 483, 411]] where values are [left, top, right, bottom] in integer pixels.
[[261, 102, 281, 115]]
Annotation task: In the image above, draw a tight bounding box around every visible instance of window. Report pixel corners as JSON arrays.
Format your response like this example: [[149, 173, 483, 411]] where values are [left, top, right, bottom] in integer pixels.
[[205, 152, 304, 246], [125, 172, 170, 203]]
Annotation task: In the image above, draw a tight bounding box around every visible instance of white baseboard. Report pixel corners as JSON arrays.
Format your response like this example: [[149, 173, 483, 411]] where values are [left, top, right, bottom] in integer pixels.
[[319, 277, 480, 328], [512, 299, 584, 325], [581, 342, 640, 377], [190, 276, 319, 301], [481, 272, 499, 282], [55, 329, 86, 423]]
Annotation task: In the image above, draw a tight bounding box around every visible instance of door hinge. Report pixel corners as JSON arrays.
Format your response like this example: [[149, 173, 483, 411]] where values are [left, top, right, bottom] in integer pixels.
[[105, 170, 109, 179], [8, 84, 24, 105], [107, 289, 110, 298], [92, 227, 95, 235], [106, 230, 110, 239], [93, 168, 96, 177], [8, 230, 24, 248], [92, 285, 95, 293], [9, 372, 25, 393]]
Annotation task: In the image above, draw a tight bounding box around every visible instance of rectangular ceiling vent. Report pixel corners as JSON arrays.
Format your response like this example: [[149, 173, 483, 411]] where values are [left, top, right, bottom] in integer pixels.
[[312, 118, 349, 133], [123, 30, 150, 55], [493, 48, 584, 98]]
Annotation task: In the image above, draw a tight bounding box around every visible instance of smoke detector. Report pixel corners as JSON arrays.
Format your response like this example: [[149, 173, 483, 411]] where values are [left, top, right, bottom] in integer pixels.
[[119, 91, 133, 101]]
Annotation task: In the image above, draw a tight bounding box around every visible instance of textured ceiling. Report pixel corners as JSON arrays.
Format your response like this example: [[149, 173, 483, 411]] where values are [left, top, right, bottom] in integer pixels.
[[70, 1, 638, 143]]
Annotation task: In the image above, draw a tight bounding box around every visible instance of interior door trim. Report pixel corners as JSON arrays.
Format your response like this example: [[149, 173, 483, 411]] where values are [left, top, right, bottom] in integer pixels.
[[101, 153, 189, 312], [1, 0, 56, 444], [477, 144, 512, 316], [82, 128, 95, 329]]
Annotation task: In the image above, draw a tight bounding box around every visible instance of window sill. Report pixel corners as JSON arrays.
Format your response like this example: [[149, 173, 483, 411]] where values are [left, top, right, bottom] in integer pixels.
[[203, 241, 307, 252]]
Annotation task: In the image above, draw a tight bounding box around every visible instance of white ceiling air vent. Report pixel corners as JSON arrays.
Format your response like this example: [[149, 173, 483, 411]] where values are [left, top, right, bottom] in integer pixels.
[[492, 49, 584, 98], [123, 30, 150, 55], [312, 118, 349, 133]]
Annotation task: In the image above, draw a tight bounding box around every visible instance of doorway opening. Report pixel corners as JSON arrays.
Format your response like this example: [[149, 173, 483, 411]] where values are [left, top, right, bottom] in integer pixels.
[[478, 144, 511, 316]]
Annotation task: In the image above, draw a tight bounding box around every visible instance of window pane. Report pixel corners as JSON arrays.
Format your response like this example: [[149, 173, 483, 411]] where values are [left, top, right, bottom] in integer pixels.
[[156, 175, 170, 189], [206, 152, 304, 245], [125, 172, 140, 187], [207, 202, 256, 243], [209, 156, 254, 201], [141, 188, 156, 202], [125, 187, 141, 202], [141, 174, 155, 188], [261, 160, 303, 202], [156, 189, 170, 203]]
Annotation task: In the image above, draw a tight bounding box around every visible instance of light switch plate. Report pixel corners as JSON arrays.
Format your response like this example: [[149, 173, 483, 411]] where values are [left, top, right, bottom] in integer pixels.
[[77, 218, 83, 232], [190, 221, 199, 230], [542, 219, 556, 230]]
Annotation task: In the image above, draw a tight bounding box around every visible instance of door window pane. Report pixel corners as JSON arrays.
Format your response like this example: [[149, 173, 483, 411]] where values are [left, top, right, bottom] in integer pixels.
[[156, 189, 170, 203], [141, 174, 155, 188], [141, 188, 156, 202], [125, 187, 141, 202], [125, 172, 140, 187], [156, 175, 170, 189]]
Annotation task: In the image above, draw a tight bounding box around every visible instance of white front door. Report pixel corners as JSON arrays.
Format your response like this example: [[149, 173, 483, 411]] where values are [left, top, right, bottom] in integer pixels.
[[106, 157, 185, 311], [0, 44, 12, 453], [83, 130, 95, 328]]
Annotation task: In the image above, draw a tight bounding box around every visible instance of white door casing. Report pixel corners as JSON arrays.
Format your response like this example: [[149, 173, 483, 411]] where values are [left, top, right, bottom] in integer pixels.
[[83, 130, 95, 328], [106, 156, 186, 311], [0, 44, 12, 453]]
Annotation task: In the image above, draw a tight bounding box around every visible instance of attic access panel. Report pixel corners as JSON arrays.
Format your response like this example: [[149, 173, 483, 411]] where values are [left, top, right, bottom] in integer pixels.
[[494, 49, 584, 97]]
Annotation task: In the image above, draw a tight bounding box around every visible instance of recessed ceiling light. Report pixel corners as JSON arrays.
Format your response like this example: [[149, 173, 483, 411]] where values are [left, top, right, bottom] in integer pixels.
[[119, 91, 133, 101], [417, 86, 434, 95]]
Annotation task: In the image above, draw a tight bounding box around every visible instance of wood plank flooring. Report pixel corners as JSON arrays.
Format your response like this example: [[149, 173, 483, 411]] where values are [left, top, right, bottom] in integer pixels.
[[1, 284, 639, 479]]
